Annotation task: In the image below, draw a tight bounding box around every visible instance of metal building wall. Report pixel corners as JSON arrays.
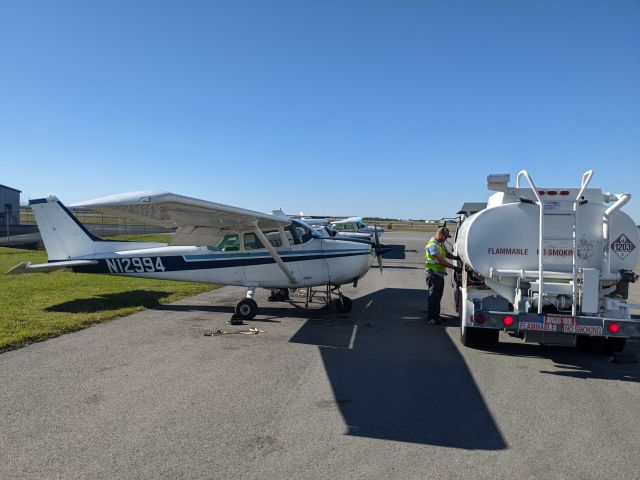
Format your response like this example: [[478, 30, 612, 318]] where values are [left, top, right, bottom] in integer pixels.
[[0, 186, 21, 225]]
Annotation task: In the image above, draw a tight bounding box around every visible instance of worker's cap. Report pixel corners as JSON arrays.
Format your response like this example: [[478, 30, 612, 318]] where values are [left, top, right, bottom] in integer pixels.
[[437, 226, 450, 238]]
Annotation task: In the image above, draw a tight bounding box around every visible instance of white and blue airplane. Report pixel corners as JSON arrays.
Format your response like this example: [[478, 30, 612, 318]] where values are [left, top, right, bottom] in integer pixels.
[[8, 191, 386, 319], [330, 217, 385, 236], [271, 210, 374, 242]]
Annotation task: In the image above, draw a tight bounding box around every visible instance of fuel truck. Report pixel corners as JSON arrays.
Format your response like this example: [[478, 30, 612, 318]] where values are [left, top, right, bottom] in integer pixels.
[[453, 170, 639, 353]]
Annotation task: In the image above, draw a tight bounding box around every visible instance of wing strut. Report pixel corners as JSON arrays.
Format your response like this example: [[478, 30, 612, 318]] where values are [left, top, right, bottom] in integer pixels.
[[252, 225, 298, 285]]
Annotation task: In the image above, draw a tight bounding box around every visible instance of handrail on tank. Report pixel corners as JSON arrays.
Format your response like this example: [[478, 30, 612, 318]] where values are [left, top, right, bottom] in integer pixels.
[[575, 170, 593, 202], [570, 170, 592, 315], [515, 170, 542, 204], [604, 192, 630, 216], [602, 192, 631, 279], [515, 170, 544, 314]]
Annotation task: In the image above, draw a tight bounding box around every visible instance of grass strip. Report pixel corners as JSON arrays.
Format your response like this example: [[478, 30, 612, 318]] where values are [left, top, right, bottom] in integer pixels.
[[0, 236, 216, 352]]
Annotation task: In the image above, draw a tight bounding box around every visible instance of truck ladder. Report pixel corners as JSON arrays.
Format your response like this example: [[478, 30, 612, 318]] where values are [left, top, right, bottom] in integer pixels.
[[571, 170, 593, 315], [516, 170, 593, 315], [516, 171, 544, 314]]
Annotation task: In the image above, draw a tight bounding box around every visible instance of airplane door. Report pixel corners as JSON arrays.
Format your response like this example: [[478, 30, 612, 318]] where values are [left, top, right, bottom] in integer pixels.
[[284, 223, 329, 286], [293, 238, 329, 286], [243, 229, 302, 286], [318, 239, 332, 284]]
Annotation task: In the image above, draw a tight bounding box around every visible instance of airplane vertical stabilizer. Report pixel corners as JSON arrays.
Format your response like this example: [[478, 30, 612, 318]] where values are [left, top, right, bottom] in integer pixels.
[[29, 197, 98, 260]]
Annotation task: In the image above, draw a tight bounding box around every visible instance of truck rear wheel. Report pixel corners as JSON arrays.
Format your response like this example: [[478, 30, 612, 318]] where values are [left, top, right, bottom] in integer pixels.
[[603, 337, 626, 354], [461, 323, 499, 348], [454, 288, 460, 314], [576, 336, 605, 355]]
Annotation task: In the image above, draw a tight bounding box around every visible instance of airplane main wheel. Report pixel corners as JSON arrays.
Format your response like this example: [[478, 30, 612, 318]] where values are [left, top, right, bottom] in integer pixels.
[[235, 298, 258, 320], [335, 296, 353, 314]]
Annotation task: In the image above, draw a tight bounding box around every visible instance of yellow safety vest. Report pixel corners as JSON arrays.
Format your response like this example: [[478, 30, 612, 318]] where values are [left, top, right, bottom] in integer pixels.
[[425, 237, 446, 274]]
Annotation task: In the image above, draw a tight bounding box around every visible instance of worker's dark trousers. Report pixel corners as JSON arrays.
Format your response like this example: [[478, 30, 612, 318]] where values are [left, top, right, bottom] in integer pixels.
[[425, 271, 445, 320]]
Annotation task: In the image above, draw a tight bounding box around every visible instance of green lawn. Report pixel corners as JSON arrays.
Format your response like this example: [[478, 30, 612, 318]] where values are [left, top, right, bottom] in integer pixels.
[[0, 237, 216, 352]]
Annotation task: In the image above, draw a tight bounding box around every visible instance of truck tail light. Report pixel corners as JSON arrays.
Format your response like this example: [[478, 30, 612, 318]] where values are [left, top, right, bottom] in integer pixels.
[[503, 316, 514, 326], [475, 314, 486, 324], [608, 323, 620, 333]]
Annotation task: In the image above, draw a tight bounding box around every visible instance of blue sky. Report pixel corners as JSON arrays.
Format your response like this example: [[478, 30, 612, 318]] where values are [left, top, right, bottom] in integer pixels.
[[1, 0, 639, 220]]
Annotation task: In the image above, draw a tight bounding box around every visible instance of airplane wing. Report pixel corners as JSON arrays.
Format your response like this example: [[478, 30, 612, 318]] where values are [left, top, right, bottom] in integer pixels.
[[71, 191, 291, 230]]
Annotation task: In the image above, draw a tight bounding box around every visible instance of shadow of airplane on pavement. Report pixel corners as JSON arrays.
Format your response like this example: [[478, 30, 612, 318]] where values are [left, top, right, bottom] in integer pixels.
[[290, 287, 508, 450]]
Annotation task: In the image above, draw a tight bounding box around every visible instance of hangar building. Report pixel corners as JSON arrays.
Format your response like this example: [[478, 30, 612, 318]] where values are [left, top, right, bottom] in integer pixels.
[[0, 184, 21, 226]]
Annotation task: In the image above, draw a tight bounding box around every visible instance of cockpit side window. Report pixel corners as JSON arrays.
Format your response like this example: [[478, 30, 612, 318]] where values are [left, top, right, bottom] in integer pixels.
[[285, 225, 302, 245], [243, 233, 263, 250], [266, 230, 284, 248], [244, 230, 283, 250], [208, 233, 240, 252]]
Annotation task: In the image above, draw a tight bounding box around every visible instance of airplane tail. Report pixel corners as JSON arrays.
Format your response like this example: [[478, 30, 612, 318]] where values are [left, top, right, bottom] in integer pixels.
[[29, 196, 101, 260]]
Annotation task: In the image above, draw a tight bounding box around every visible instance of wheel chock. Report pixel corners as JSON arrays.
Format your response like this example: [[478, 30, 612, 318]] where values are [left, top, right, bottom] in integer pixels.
[[227, 315, 245, 326]]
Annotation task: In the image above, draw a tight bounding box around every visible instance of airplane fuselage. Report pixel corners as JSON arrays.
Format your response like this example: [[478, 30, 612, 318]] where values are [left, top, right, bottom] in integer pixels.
[[71, 238, 375, 289]]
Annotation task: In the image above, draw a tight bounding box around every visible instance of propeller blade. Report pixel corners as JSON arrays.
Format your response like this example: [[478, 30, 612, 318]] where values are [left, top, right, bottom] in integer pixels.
[[373, 222, 380, 248]]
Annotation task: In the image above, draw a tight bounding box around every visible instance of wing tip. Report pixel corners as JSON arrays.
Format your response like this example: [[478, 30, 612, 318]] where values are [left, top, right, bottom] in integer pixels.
[[6, 262, 30, 275]]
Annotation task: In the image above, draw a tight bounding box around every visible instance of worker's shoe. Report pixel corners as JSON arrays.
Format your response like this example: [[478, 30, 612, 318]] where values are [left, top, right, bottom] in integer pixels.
[[426, 317, 445, 325]]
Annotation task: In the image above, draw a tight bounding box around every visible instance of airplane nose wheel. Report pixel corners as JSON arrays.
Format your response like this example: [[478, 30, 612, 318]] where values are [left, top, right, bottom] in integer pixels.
[[235, 298, 258, 320], [334, 295, 353, 314]]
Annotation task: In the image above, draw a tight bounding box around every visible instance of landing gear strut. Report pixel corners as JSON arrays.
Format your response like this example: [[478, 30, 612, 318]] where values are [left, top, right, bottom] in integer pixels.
[[267, 288, 290, 302], [235, 285, 354, 318], [297, 285, 353, 313]]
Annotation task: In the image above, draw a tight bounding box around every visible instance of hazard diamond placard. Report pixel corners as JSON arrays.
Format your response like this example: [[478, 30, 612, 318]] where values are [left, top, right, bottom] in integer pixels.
[[611, 233, 636, 260]]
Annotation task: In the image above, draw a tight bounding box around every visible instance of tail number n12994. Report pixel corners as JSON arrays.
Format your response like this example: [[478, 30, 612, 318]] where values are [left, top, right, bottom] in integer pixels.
[[105, 257, 166, 274]]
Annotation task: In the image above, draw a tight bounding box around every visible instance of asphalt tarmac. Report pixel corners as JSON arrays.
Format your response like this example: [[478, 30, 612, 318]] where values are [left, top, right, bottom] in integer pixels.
[[1, 231, 639, 479]]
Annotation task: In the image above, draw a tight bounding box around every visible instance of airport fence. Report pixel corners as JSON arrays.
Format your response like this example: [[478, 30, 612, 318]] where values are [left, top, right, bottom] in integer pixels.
[[0, 207, 173, 248]]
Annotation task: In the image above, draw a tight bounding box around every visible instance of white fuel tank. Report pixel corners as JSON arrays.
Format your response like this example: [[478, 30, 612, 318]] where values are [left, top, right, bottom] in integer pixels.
[[456, 201, 639, 278]]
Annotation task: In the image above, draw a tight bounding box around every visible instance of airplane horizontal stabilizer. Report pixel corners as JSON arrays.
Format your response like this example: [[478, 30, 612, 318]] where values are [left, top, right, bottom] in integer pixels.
[[6, 260, 99, 275]]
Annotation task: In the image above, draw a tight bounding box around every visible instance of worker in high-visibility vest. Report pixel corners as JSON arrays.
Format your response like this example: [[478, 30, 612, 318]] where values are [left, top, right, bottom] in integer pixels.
[[425, 226, 460, 324]]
